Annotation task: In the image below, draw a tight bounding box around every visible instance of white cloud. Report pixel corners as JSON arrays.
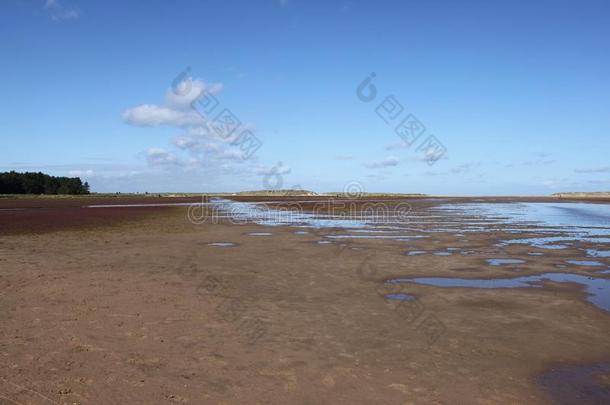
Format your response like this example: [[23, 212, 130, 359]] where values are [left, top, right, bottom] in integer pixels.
[[575, 166, 610, 173], [365, 156, 400, 169], [384, 142, 409, 151], [425, 161, 481, 176], [146, 148, 179, 167], [201, 142, 250, 161], [255, 163, 291, 176], [505, 153, 554, 168], [174, 135, 199, 150], [122, 74, 282, 191], [122, 104, 204, 127], [122, 77, 222, 127], [44, 0, 79, 21], [165, 79, 223, 109], [68, 169, 94, 177]]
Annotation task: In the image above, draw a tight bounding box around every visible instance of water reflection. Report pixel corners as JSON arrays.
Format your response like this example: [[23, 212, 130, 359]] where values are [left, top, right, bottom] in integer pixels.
[[388, 273, 610, 312]]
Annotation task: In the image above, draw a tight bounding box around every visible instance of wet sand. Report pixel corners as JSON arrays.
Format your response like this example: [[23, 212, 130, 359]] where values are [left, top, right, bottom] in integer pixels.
[[1, 196, 610, 404]]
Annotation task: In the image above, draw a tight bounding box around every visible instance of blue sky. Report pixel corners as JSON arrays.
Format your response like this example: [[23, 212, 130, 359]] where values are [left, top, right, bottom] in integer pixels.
[[1, 0, 609, 195]]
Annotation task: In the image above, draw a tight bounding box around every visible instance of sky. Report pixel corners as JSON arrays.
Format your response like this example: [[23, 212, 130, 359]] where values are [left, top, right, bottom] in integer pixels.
[[1, 0, 610, 195]]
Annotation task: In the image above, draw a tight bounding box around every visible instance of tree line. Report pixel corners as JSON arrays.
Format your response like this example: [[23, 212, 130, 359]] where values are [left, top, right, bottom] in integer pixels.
[[0, 171, 90, 195]]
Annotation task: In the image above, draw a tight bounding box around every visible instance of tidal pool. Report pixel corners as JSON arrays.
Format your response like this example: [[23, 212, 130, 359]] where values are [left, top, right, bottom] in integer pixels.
[[210, 199, 610, 264], [387, 273, 610, 312], [384, 293, 415, 301], [208, 242, 236, 247], [565, 260, 605, 267], [586, 249, 610, 258], [437, 202, 610, 249], [487, 258, 526, 266], [407, 251, 426, 256]]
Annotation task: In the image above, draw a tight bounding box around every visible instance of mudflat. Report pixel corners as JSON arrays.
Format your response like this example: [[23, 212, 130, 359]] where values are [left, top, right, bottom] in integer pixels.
[[1, 196, 610, 404]]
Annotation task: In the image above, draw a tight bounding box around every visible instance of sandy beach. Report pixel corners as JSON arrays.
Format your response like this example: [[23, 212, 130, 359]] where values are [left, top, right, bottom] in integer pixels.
[[1, 196, 610, 404]]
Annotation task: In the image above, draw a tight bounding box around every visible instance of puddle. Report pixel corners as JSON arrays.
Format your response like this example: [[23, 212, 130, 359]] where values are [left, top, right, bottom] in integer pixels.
[[407, 251, 426, 256], [248, 232, 273, 236], [433, 252, 452, 256], [586, 249, 610, 258], [565, 260, 605, 267], [487, 258, 526, 266], [387, 273, 610, 312], [384, 293, 415, 301], [538, 362, 610, 405], [208, 242, 235, 247], [527, 252, 544, 256], [317, 240, 332, 245], [294, 231, 309, 235], [499, 237, 573, 249], [500, 236, 610, 249]]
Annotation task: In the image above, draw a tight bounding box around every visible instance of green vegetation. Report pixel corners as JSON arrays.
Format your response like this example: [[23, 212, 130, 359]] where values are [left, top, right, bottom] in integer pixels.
[[0, 171, 90, 195]]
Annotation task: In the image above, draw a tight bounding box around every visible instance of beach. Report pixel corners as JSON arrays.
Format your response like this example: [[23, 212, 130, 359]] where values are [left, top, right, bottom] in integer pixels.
[[1, 195, 610, 404]]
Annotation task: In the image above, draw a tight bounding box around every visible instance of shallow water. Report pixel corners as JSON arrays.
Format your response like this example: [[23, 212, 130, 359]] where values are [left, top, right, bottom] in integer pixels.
[[435, 202, 610, 229], [210, 199, 610, 271], [384, 293, 415, 301], [586, 249, 610, 258], [565, 260, 605, 267], [208, 242, 235, 247], [211, 198, 383, 229], [407, 251, 426, 256], [212, 198, 610, 240], [538, 362, 610, 405], [388, 273, 610, 312], [487, 258, 526, 266], [436, 202, 610, 249], [500, 236, 610, 249]]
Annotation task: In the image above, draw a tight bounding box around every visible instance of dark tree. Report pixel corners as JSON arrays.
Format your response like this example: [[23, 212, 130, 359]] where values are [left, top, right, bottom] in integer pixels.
[[0, 171, 90, 195]]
